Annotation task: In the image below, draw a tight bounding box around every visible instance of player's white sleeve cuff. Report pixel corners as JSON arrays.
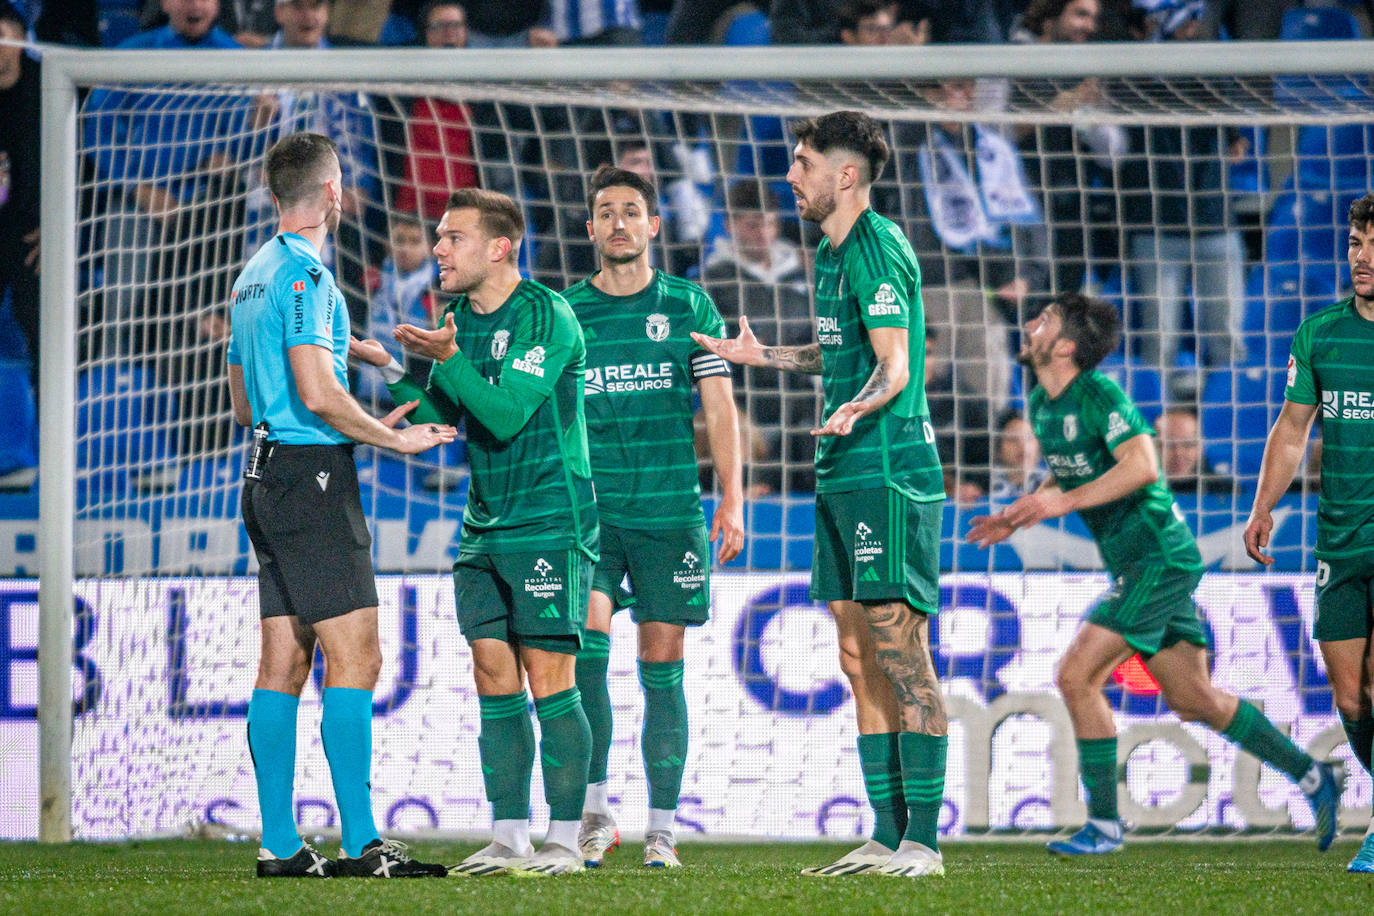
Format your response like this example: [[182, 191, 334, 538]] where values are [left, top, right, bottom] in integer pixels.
[[379, 358, 406, 385]]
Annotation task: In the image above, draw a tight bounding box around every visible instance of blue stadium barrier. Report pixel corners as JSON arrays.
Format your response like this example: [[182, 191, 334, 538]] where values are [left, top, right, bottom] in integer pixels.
[[0, 360, 37, 478]]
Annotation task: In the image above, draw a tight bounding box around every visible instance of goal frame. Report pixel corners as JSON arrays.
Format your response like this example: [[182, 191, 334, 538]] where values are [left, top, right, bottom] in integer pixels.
[[36, 38, 1374, 842]]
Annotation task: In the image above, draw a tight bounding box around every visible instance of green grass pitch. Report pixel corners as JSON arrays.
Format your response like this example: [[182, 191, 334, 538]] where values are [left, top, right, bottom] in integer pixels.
[[1, 838, 1370, 915]]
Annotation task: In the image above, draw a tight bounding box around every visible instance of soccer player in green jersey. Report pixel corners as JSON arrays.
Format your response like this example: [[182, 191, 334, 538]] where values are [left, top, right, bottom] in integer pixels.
[[694, 111, 949, 878], [564, 165, 746, 869], [1247, 193, 1374, 873], [967, 292, 1344, 857], [350, 188, 597, 876]]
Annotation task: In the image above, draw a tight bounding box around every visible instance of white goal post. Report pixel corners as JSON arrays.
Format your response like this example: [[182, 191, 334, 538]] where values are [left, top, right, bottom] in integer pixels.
[[35, 39, 1374, 843]]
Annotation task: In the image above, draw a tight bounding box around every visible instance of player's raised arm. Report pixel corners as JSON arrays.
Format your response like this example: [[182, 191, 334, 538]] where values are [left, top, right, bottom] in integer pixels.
[[1245, 399, 1318, 565]]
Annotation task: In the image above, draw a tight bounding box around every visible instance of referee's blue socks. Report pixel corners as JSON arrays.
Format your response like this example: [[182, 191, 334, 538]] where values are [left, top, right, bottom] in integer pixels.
[[247, 688, 302, 859], [321, 687, 380, 858]]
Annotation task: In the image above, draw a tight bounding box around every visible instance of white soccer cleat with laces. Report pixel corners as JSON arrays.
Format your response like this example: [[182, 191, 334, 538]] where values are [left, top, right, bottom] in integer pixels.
[[643, 831, 681, 868], [578, 815, 620, 867], [450, 841, 529, 877], [874, 840, 944, 878], [511, 843, 586, 876], [799, 839, 895, 877]]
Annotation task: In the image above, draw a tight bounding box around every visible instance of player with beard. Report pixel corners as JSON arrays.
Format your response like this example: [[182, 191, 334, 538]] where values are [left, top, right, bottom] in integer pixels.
[[967, 292, 1344, 858], [693, 111, 949, 878]]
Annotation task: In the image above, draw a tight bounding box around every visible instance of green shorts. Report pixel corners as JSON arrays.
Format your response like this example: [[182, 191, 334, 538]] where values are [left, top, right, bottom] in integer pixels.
[[452, 548, 592, 654], [1313, 554, 1374, 642], [808, 488, 941, 613], [591, 523, 711, 626], [1085, 564, 1208, 656]]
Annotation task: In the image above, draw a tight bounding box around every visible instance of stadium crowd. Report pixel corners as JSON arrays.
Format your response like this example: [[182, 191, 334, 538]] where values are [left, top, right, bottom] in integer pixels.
[[1, 0, 1371, 503]]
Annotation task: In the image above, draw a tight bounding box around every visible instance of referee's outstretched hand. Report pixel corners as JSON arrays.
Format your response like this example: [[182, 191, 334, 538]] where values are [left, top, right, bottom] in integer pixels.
[[392, 416, 458, 455]]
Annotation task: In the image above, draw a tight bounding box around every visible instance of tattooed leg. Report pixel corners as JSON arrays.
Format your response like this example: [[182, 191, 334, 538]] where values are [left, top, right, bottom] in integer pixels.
[[861, 601, 947, 736]]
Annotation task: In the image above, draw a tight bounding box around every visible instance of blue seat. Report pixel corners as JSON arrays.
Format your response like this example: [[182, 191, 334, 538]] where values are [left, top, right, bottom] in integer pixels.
[[0, 360, 37, 478], [76, 365, 176, 472], [1280, 8, 1362, 41], [1240, 263, 1338, 367], [1096, 355, 1164, 424], [724, 10, 771, 46], [1200, 365, 1287, 479], [1292, 123, 1374, 192]]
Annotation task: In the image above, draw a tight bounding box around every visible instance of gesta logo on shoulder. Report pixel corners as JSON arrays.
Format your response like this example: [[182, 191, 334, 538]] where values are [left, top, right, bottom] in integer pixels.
[[512, 346, 546, 377]]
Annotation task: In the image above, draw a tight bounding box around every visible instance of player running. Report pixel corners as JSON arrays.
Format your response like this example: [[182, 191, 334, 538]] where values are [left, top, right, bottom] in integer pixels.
[[1246, 192, 1374, 872], [563, 164, 745, 869], [968, 292, 1345, 857], [694, 111, 949, 878], [351, 188, 597, 876], [228, 132, 454, 879]]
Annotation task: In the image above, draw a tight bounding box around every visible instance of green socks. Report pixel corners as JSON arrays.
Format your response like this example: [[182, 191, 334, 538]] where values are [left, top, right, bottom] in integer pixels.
[[638, 660, 689, 812], [1223, 699, 1314, 782], [857, 732, 907, 849], [478, 692, 534, 821], [534, 687, 592, 822], [1340, 712, 1374, 773], [576, 630, 614, 785], [1077, 737, 1120, 822], [898, 732, 947, 852]]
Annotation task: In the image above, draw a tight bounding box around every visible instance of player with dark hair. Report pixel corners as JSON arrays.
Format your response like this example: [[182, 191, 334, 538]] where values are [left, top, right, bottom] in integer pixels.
[[695, 110, 948, 878], [968, 292, 1345, 857], [351, 186, 598, 877], [228, 131, 455, 879], [1247, 192, 1374, 873], [565, 164, 744, 869]]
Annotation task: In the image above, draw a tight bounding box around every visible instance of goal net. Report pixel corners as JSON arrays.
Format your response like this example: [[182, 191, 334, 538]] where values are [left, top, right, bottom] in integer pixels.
[[13, 42, 1372, 842]]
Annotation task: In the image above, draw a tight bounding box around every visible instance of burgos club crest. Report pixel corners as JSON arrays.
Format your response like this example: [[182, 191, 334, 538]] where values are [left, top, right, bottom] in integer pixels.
[[646, 313, 670, 342], [491, 329, 510, 360]]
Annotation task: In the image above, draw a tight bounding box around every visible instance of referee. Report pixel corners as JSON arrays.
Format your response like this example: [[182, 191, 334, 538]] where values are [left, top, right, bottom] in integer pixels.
[[227, 132, 454, 879]]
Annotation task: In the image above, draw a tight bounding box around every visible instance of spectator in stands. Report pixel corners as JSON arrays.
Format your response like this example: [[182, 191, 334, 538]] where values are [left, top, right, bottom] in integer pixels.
[[925, 328, 992, 504], [548, 0, 642, 44], [1119, 3, 1247, 389], [388, 1, 479, 220], [839, 0, 929, 45], [988, 410, 1050, 501], [702, 181, 818, 492], [0, 4, 39, 398], [772, 1, 997, 44], [664, 0, 754, 43], [250, 0, 382, 295], [1012, 0, 1126, 297], [141, 0, 277, 46], [356, 214, 438, 405], [464, 2, 557, 47], [1154, 406, 1231, 495], [898, 77, 1051, 412], [14, 0, 99, 45]]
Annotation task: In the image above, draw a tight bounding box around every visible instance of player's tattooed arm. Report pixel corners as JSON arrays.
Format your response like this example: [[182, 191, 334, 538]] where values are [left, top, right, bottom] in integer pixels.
[[864, 601, 948, 734], [691, 315, 822, 374], [812, 327, 909, 437], [760, 343, 823, 375]]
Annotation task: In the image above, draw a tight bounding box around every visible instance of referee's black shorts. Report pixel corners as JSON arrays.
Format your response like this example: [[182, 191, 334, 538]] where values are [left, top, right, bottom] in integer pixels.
[[242, 443, 379, 625]]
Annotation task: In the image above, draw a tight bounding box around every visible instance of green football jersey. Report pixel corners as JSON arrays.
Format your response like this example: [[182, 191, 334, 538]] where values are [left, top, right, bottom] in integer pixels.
[[813, 209, 944, 501], [564, 270, 729, 529], [388, 279, 598, 557], [1285, 297, 1374, 558], [1028, 371, 1202, 574]]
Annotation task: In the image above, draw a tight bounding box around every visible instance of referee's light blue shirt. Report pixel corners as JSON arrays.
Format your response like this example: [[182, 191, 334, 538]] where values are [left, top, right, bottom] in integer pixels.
[[228, 233, 351, 445]]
